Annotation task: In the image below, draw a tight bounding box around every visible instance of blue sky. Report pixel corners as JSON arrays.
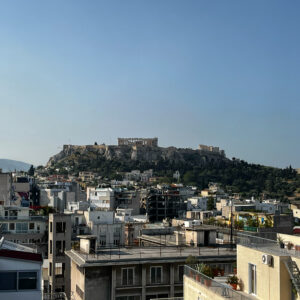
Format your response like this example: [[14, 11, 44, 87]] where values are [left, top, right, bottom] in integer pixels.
[[0, 0, 299, 168]]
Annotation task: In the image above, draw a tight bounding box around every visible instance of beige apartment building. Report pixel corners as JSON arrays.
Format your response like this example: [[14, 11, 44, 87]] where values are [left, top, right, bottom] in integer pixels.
[[184, 233, 300, 300]]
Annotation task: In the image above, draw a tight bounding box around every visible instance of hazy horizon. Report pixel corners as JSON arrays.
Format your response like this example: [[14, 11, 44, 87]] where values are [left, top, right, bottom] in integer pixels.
[[0, 0, 299, 168]]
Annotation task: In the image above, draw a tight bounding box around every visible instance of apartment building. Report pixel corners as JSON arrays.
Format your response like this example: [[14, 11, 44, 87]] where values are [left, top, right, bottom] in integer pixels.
[[66, 237, 236, 300], [83, 209, 124, 247], [187, 197, 208, 211], [0, 206, 47, 254], [48, 214, 71, 298], [143, 187, 186, 222], [89, 187, 115, 210], [40, 181, 86, 211], [184, 233, 300, 300]]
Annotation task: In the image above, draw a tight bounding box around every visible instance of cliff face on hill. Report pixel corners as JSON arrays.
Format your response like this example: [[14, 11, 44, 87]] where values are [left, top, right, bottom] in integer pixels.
[[46, 144, 228, 170]]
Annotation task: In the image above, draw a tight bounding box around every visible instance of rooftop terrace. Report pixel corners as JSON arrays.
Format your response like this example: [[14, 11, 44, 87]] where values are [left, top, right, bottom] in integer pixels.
[[66, 245, 236, 267]]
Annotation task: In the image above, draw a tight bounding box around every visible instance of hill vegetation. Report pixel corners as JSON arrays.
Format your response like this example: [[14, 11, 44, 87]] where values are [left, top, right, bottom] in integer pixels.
[[46, 147, 300, 201]]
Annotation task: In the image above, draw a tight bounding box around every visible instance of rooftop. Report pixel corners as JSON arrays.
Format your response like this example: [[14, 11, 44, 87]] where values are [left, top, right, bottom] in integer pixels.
[[237, 233, 300, 258], [66, 246, 236, 267]]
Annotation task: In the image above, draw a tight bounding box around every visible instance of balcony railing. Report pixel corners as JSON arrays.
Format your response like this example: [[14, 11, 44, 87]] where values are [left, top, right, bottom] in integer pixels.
[[184, 265, 252, 300], [1, 230, 42, 234], [43, 292, 67, 300], [0, 216, 48, 221]]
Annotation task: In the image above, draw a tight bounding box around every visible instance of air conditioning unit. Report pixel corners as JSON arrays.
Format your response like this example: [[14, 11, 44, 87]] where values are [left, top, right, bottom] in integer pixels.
[[262, 254, 272, 265]]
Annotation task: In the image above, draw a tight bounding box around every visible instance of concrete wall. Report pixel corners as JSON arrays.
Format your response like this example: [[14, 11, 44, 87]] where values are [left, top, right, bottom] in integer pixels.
[[184, 275, 225, 300], [237, 245, 293, 300]]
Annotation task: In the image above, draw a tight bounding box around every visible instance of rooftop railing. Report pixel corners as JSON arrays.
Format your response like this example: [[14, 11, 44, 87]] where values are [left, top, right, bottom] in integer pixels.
[[237, 233, 300, 258], [184, 265, 252, 300], [72, 245, 236, 262]]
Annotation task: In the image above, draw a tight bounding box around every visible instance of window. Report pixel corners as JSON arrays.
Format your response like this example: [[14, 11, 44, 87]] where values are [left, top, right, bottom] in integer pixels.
[[50, 222, 53, 232], [56, 241, 64, 256], [18, 272, 37, 290], [49, 263, 52, 276], [114, 239, 120, 246], [99, 235, 106, 246], [9, 223, 15, 230], [50, 240, 53, 254], [178, 265, 184, 282], [56, 222, 66, 233], [0, 271, 38, 291], [122, 268, 134, 286], [249, 264, 256, 295], [16, 223, 28, 233], [76, 284, 84, 299], [1, 223, 8, 232], [55, 263, 64, 277], [150, 266, 162, 284], [29, 223, 34, 230], [0, 272, 17, 290]]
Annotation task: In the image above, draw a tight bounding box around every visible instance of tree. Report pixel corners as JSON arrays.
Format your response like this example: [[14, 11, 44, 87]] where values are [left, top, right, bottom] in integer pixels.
[[207, 197, 215, 210], [28, 165, 35, 176], [185, 255, 198, 265]]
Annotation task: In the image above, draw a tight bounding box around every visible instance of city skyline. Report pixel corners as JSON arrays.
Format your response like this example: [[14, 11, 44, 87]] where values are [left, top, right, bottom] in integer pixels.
[[0, 0, 299, 168]]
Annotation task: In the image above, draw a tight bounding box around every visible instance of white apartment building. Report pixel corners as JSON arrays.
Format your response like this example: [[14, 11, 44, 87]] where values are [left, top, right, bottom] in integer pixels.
[[89, 187, 115, 210], [187, 197, 208, 211], [83, 209, 124, 247], [0, 206, 47, 245]]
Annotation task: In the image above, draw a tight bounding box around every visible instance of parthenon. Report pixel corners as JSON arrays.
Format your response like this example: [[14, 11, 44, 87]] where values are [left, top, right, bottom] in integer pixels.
[[118, 137, 158, 147]]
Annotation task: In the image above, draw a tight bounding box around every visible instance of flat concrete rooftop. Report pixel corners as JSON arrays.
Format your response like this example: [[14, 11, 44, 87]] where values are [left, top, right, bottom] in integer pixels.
[[66, 246, 236, 267]]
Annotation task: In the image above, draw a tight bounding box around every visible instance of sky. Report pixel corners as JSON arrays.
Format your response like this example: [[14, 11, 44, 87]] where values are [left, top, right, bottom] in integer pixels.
[[0, 0, 299, 168]]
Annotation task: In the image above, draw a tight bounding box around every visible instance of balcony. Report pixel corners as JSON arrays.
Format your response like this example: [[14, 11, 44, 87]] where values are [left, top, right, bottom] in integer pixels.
[[184, 265, 254, 300]]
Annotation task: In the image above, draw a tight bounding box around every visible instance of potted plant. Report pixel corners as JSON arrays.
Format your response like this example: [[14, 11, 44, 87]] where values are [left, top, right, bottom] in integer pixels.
[[195, 263, 214, 286], [287, 242, 294, 250], [227, 275, 239, 290], [212, 268, 219, 277], [277, 236, 285, 249], [219, 268, 225, 276]]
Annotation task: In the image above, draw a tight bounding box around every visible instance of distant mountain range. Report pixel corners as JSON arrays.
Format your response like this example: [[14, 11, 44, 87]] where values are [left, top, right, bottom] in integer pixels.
[[0, 159, 32, 172]]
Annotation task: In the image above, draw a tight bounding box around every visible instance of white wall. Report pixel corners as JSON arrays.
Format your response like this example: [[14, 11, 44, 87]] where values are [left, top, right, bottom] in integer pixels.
[[0, 257, 42, 300]]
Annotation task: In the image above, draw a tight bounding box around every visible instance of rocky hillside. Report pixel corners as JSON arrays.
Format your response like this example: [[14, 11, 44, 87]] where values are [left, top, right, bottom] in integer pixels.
[[46, 144, 228, 172], [45, 144, 300, 201]]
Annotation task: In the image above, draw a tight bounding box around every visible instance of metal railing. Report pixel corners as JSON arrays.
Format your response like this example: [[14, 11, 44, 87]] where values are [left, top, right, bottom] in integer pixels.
[[74, 245, 236, 262], [0, 216, 48, 221], [237, 233, 300, 258], [184, 265, 252, 300], [43, 292, 67, 300]]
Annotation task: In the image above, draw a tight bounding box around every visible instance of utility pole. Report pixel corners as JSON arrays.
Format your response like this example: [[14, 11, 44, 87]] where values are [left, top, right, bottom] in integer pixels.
[[230, 200, 233, 246]]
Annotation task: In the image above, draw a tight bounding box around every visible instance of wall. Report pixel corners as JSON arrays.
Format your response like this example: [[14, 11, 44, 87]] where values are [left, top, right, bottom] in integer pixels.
[[184, 275, 225, 300], [0, 257, 42, 300], [237, 245, 292, 300]]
